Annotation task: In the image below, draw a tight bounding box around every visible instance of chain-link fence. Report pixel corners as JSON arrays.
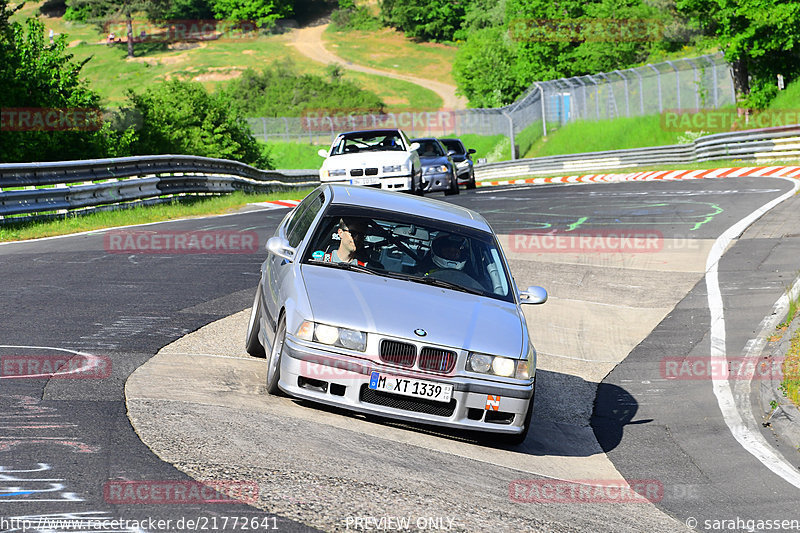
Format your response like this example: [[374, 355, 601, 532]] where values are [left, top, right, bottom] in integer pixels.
[[247, 53, 735, 158], [533, 54, 734, 129], [245, 111, 513, 145]]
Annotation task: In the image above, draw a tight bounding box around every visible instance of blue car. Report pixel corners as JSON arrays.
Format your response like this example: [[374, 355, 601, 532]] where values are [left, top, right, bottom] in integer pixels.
[[411, 137, 459, 196], [440, 138, 477, 190]]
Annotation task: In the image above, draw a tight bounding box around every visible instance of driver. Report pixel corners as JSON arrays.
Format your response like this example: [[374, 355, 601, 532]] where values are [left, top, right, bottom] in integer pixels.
[[426, 234, 469, 272], [323, 218, 368, 265]]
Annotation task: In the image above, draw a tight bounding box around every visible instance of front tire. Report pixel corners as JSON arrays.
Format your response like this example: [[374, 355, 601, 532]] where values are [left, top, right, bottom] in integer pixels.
[[444, 171, 459, 196], [466, 170, 477, 190], [413, 173, 425, 196], [245, 285, 265, 357], [266, 314, 286, 395]]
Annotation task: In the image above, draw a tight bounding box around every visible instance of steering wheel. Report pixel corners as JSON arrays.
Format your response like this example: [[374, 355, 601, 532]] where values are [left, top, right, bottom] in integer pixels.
[[427, 268, 484, 292]]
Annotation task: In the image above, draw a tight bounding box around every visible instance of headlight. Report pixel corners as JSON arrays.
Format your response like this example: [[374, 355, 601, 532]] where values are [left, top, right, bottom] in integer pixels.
[[295, 321, 367, 352], [382, 164, 402, 173], [424, 165, 448, 174], [338, 328, 367, 351], [314, 324, 339, 345], [492, 357, 515, 377], [467, 352, 531, 379], [323, 169, 347, 178], [467, 353, 492, 373]]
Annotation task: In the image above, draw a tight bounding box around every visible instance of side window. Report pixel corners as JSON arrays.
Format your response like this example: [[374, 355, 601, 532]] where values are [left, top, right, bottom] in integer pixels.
[[287, 193, 324, 248]]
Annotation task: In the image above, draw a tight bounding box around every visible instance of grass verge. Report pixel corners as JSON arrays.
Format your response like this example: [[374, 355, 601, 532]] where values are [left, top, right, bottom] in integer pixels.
[[0, 190, 312, 242], [523, 114, 686, 159], [768, 79, 800, 110], [782, 327, 800, 408], [264, 141, 326, 169]]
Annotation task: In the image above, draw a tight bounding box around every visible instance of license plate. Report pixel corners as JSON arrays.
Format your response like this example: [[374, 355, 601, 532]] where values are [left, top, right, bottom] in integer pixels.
[[350, 177, 380, 186], [369, 372, 453, 403]]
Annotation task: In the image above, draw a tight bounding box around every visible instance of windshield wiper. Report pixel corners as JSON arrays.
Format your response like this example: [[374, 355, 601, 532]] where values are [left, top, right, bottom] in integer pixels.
[[409, 275, 485, 296], [307, 259, 374, 275]]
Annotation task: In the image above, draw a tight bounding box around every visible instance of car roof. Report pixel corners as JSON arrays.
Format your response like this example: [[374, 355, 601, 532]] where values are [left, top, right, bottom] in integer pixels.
[[324, 184, 492, 232], [339, 129, 402, 137]]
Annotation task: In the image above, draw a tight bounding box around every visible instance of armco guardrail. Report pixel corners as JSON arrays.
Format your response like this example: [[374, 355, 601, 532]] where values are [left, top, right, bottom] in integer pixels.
[[0, 155, 318, 222], [475, 125, 800, 181], [3, 124, 800, 221]]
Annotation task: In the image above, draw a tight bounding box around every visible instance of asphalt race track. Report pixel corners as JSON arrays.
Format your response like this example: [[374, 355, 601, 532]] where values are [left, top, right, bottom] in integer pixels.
[[2, 176, 800, 532]]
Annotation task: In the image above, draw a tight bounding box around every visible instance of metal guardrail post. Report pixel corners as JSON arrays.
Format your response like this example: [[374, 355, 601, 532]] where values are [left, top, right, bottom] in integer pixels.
[[578, 77, 588, 120], [630, 68, 644, 115], [501, 110, 516, 160], [709, 56, 719, 107], [534, 83, 547, 137], [587, 75, 601, 119], [614, 70, 630, 117], [685, 58, 699, 109], [665, 60, 680, 109]]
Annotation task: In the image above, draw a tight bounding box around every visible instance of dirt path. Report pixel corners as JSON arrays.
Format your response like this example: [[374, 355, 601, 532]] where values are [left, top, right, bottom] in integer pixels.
[[288, 23, 467, 111]]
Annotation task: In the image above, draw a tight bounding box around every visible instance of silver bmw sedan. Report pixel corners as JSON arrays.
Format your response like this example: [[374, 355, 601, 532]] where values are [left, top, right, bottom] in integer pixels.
[[245, 184, 547, 444]]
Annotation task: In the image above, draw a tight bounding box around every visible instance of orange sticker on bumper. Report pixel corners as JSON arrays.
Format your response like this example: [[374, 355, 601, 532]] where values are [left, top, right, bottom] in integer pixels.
[[485, 395, 501, 410]]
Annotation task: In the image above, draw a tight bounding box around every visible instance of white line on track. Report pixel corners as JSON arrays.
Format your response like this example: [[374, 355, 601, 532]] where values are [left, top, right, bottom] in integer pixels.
[[705, 176, 800, 489], [0, 345, 103, 379]]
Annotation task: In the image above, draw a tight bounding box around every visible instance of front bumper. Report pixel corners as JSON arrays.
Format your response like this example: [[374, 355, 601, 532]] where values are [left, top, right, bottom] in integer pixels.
[[422, 171, 452, 192], [455, 162, 473, 183], [323, 175, 412, 191], [277, 336, 534, 435]]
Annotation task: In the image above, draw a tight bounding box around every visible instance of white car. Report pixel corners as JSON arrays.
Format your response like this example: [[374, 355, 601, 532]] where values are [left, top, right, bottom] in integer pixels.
[[318, 129, 424, 194]]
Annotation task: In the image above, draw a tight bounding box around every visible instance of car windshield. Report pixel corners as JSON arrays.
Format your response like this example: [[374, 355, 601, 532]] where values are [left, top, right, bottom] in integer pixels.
[[441, 140, 465, 155], [302, 212, 514, 302], [413, 140, 445, 157], [330, 132, 404, 155]]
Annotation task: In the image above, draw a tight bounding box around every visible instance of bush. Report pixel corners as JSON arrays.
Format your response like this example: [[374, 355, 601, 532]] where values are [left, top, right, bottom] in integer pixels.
[[127, 80, 271, 168], [222, 61, 384, 117], [39, 0, 67, 17], [330, 6, 381, 31], [0, 16, 112, 162], [160, 0, 215, 19], [62, 0, 98, 22], [380, 0, 467, 41]]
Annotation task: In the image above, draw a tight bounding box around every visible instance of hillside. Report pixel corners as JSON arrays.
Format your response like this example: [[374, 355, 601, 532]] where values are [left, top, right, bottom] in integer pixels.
[[12, 1, 447, 112]]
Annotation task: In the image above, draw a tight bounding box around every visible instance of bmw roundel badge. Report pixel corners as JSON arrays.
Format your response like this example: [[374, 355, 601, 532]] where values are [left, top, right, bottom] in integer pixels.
[[414, 328, 427, 337]]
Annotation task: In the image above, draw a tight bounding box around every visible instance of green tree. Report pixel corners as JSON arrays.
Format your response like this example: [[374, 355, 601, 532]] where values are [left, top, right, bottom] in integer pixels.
[[381, 0, 467, 41], [452, 27, 523, 107], [504, 0, 584, 87], [0, 8, 121, 162], [161, 0, 215, 19], [571, 0, 662, 74], [455, 0, 506, 39], [677, 0, 800, 108], [211, 0, 293, 29], [65, 0, 170, 57], [128, 80, 270, 167]]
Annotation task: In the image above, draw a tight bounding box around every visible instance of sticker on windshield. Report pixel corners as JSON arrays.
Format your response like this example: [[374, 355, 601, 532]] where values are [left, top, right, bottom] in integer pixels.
[[312, 250, 325, 260]]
